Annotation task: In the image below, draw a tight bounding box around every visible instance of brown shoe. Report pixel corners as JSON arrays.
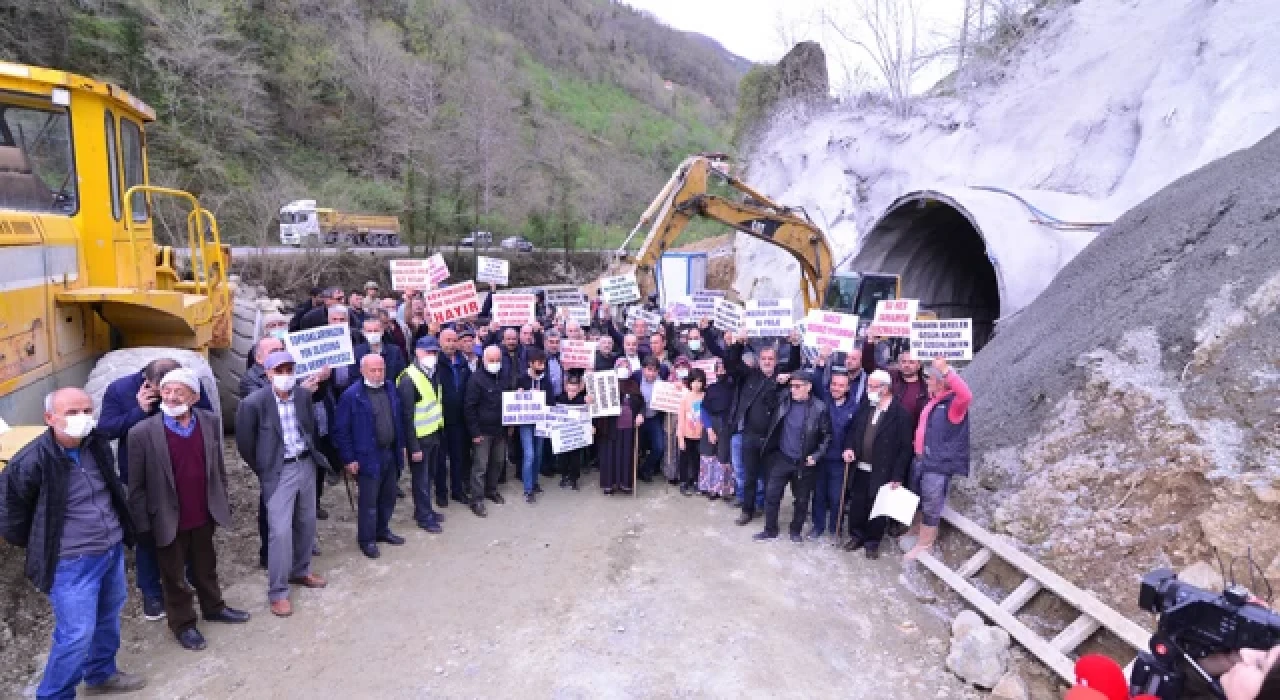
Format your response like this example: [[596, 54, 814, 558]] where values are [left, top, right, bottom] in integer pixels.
[[270, 599, 293, 617], [288, 573, 328, 589]]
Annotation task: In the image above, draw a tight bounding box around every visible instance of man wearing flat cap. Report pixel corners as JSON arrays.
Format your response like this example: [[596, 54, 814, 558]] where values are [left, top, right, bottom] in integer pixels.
[[127, 368, 250, 651], [753, 368, 832, 543], [236, 351, 330, 618], [398, 336, 446, 533]]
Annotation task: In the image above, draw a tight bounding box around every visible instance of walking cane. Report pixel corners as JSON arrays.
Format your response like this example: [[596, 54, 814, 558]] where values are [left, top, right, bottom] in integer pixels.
[[632, 424, 640, 499], [343, 470, 356, 511], [833, 459, 851, 546]]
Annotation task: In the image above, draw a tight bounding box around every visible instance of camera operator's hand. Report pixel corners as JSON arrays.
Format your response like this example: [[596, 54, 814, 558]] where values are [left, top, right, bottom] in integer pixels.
[[1220, 645, 1280, 700]]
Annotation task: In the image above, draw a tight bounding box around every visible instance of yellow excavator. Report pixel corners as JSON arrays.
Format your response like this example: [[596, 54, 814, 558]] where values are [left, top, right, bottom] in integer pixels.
[[616, 154, 904, 320], [0, 61, 231, 463]]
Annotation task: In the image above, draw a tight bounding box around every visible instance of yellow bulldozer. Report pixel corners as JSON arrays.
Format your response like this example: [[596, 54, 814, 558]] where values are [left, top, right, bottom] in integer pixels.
[[0, 61, 232, 462]]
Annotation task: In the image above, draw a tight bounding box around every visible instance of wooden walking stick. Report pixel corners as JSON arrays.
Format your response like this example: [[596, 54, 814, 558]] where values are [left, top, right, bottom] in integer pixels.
[[343, 470, 356, 511], [632, 422, 640, 498], [833, 459, 851, 546]]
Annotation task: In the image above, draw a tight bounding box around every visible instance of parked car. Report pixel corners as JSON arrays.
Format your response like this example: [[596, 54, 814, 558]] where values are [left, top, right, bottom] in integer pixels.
[[461, 231, 493, 248], [501, 235, 535, 252]]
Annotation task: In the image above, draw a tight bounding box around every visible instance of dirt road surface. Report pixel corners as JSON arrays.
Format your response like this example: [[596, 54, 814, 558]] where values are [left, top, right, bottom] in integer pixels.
[[13, 466, 978, 699]]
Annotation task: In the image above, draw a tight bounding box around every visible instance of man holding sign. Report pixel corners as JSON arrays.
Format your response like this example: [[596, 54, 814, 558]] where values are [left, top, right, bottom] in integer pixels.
[[839, 370, 913, 559]]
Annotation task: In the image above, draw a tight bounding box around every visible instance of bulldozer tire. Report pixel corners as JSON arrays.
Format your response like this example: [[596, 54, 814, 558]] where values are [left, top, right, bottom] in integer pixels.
[[209, 283, 281, 430], [85, 347, 222, 434]]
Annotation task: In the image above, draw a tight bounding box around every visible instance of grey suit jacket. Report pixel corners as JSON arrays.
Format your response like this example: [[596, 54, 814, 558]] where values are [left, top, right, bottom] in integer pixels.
[[235, 385, 330, 501], [126, 408, 232, 548]]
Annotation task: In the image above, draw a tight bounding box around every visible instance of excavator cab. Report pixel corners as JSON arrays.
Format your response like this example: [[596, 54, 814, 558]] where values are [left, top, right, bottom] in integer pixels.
[[822, 271, 900, 322]]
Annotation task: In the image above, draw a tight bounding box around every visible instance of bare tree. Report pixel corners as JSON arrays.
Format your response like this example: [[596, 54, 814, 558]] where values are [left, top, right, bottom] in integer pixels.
[[825, 0, 929, 115]]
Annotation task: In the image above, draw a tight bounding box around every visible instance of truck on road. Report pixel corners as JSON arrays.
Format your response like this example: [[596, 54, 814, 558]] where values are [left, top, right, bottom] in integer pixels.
[[279, 199, 401, 247]]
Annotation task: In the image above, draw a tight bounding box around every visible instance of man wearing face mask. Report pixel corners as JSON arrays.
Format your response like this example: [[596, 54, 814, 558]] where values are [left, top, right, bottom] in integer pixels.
[[98, 358, 213, 621], [236, 351, 330, 617], [354, 317, 407, 387], [464, 346, 509, 517], [397, 337, 446, 533], [0, 388, 147, 697], [335, 354, 406, 559], [246, 313, 290, 371], [126, 369, 249, 650], [516, 348, 554, 503], [840, 370, 913, 559], [677, 323, 722, 361]]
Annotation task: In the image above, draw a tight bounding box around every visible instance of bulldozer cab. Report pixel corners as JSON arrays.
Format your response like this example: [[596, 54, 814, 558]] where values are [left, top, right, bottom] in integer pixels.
[[821, 271, 900, 321]]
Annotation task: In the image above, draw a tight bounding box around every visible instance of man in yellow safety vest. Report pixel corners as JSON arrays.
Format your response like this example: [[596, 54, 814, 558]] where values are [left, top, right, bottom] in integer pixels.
[[397, 336, 446, 533]]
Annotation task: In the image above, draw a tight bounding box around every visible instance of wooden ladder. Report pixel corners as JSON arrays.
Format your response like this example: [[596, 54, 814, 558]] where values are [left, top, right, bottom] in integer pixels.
[[917, 507, 1153, 683]]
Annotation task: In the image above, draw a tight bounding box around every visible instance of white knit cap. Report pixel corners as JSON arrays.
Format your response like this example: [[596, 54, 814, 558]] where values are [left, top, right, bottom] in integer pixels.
[[159, 367, 201, 394], [869, 369, 893, 386]]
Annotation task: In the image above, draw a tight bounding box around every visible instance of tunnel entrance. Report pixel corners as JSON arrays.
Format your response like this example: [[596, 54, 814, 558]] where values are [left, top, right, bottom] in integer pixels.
[[850, 196, 1002, 351]]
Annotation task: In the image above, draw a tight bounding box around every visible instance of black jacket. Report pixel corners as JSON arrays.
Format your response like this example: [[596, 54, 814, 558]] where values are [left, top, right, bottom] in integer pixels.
[[464, 366, 506, 437], [0, 430, 135, 593], [843, 398, 914, 488], [725, 340, 798, 437], [763, 396, 832, 465]]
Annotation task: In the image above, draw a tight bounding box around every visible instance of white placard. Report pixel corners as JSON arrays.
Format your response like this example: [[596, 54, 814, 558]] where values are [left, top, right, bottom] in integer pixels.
[[585, 371, 622, 417], [869, 484, 921, 526], [544, 285, 587, 307], [426, 253, 450, 285], [550, 420, 593, 454], [691, 291, 722, 320], [425, 281, 481, 324], [801, 310, 860, 353], [649, 380, 685, 413], [389, 259, 432, 291], [600, 274, 641, 305], [744, 299, 794, 338], [476, 256, 509, 286], [501, 390, 546, 426], [713, 298, 743, 332], [536, 404, 592, 438], [867, 299, 919, 338], [910, 318, 974, 361], [561, 339, 597, 370], [562, 305, 591, 328], [627, 306, 662, 331], [285, 323, 355, 375], [492, 293, 536, 327]]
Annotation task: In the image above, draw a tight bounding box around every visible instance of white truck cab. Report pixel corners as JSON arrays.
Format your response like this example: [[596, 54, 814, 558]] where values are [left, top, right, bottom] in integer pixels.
[[279, 199, 319, 246]]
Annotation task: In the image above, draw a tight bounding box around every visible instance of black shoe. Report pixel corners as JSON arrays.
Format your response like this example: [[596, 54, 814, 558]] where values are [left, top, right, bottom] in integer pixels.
[[487, 492, 505, 505], [257, 557, 267, 570], [471, 502, 487, 518], [83, 671, 146, 695], [865, 544, 881, 560], [843, 537, 866, 552], [525, 492, 536, 504], [418, 521, 443, 534], [752, 531, 778, 542], [430, 511, 446, 523], [436, 494, 448, 509], [360, 543, 381, 559], [734, 512, 754, 526], [560, 477, 570, 489], [789, 533, 803, 543], [315, 506, 329, 521], [377, 532, 405, 546], [603, 487, 614, 495], [452, 492, 468, 503], [533, 482, 544, 494], [142, 596, 166, 621], [638, 473, 653, 483], [176, 627, 207, 651], [668, 478, 680, 485], [571, 481, 580, 491], [497, 474, 508, 485], [205, 607, 251, 624]]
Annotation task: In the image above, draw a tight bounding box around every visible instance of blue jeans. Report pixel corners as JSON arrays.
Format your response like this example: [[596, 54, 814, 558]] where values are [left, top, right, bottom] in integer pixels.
[[38, 543, 126, 700], [731, 434, 765, 510], [134, 540, 163, 601], [639, 416, 665, 478], [518, 426, 544, 494], [810, 458, 848, 535]]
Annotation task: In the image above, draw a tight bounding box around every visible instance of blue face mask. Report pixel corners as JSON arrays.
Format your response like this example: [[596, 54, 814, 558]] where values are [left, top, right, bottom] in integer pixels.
[[270, 329, 287, 340]]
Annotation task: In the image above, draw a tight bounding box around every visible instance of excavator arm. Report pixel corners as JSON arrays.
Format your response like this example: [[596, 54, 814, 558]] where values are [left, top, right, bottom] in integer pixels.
[[619, 155, 834, 311]]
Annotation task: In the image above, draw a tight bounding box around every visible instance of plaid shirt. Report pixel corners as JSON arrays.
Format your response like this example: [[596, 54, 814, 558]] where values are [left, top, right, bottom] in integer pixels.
[[275, 392, 307, 459]]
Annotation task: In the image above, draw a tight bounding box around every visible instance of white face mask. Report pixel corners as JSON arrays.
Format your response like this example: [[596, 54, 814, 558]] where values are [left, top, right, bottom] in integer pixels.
[[364, 378, 384, 389], [688, 339, 702, 351], [364, 331, 382, 345], [272, 374, 297, 393], [61, 414, 96, 439], [866, 391, 881, 404], [676, 369, 689, 379], [160, 402, 189, 418], [485, 361, 502, 374], [616, 367, 631, 380], [420, 354, 438, 370]]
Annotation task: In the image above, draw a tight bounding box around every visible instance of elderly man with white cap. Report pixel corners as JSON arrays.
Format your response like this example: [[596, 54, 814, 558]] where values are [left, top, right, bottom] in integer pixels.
[[840, 369, 914, 559], [126, 367, 249, 651], [236, 350, 331, 617]]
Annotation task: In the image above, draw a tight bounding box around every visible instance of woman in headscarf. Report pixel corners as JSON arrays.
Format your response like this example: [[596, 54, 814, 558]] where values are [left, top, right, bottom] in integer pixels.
[[593, 356, 646, 495], [698, 357, 736, 501], [662, 355, 692, 483]]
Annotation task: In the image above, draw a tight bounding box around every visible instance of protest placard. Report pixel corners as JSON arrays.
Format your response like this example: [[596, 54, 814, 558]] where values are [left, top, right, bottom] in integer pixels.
[[649, 380, 685, 413], [866, 299, 919, 338], [562, 305, 591, 328], [600, 274, 641, 305], [560, 339, 597, 370], [285, 324, 354, 375], [476, 256, 509, 286], [626, 306, 662, 331], [389, 259, 432, 291], [667, 298, 694, 324], [550, 420, 593, 454], [426, 253, 450, 285], [691, 291, 722, 320], [491, 293, 536, 326], [585, 371, 622, 417], [543, 285, 587, 307], [713, 298, 743, 332], [536, 404, 592, 438], [691, 358, 718, 384], [744, 299, 794, 337], [425, 281, 480, 323], [501, 390, 546, 426], [801, 310, 860, 353], [910, 318, 974, 361]]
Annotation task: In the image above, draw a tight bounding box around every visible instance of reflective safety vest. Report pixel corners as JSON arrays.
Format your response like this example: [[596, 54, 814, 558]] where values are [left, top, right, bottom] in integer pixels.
[[401, 365, 444, 437]]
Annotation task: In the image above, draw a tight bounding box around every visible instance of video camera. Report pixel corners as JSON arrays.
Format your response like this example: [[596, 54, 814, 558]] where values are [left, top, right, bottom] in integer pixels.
[[1130, 568, 1280, 699]]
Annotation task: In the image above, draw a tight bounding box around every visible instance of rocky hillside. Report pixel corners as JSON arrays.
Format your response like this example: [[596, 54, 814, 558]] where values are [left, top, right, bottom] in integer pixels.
[[2, 0, 748, 248]]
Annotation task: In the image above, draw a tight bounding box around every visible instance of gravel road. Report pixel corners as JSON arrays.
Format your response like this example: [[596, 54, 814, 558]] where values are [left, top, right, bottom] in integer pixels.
[[13, 463, 977, 699]]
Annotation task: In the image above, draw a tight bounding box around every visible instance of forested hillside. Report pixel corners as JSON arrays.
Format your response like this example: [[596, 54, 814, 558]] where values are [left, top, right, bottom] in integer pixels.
[[1, 0, 748, 248]]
